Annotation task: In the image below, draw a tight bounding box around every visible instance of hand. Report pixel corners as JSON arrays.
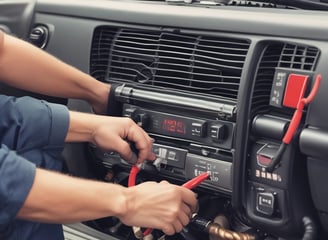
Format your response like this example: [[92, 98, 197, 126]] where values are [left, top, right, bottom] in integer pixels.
[[66, 112, 156, 164], [91, 116, 156, 164], [118, 181, 198, 235]]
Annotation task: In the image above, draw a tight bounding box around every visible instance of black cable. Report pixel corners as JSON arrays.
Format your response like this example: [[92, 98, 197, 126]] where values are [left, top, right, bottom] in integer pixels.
[[266, 142, 287, 172]]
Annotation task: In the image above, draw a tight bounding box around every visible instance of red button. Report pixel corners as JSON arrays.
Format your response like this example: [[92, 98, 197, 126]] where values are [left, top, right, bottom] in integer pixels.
[[283, 74, 309, 108], [257, 154, 273, 167]]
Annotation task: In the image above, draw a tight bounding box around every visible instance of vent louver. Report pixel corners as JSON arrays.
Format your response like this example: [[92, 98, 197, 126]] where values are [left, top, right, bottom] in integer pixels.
[[279, 44, 319, 71], [90, 26, 250, 102], [90, 27, 118, 81], [251, 42, 320, 116]]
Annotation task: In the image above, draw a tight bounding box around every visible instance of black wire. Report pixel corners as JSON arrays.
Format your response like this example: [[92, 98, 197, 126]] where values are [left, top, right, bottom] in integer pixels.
[[266, 142, 286, 172]]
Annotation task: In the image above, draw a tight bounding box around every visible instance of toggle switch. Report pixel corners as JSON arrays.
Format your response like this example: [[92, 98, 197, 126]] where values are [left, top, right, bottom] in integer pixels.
[[283, 74, 309, 109]]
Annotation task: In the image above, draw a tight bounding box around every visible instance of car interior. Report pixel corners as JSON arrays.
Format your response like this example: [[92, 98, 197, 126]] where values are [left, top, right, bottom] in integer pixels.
[[2, 0, 328, 239]]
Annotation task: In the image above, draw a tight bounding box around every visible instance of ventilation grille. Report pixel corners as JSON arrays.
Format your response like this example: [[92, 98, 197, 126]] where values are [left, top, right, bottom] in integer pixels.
[[279, 44, 319, 71], [251, 42, 320, 116], [90, 27, 118, 81], [90, 26, 250, 101]]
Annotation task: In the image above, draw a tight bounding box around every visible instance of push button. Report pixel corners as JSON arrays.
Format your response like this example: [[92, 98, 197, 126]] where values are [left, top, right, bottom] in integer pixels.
[[210, 124, 226, 142], [191, 122, 206, 137], [256, 192, 275, 216]]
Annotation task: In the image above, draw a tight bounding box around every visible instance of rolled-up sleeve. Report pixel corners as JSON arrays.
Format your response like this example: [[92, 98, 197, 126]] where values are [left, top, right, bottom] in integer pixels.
[[0, 145, 36, 226], [0, 95, 70, 168], [0, 95, 69, 153], [0, 94, 70, 228]]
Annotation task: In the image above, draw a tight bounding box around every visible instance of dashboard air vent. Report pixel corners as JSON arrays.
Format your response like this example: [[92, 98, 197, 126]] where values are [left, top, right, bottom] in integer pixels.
[[90, 26, 250, 102], [90, 27, 118, 81], [251, 42, 320, 116], [278, 44, 319, 71]]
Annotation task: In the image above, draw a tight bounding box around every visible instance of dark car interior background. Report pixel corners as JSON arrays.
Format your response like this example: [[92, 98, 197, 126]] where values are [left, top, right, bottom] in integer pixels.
[[2, 0, 328, 239]]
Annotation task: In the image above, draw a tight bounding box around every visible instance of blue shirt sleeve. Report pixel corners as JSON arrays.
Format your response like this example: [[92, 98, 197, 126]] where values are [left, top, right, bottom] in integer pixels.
[[0, 95, 69, 155], [0, 94, 70, 227], [0, 145, 36, 226], [0, 95, 70, 167]]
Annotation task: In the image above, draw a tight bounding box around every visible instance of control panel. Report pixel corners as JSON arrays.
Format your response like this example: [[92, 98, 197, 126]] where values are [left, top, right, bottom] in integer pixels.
[[122, 104, 235, 150]]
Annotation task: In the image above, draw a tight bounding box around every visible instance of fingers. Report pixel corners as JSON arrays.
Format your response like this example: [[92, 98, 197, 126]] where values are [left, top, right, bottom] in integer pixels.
[[180, 187, 198, 214], [107, 117, 155, 164], [157, 181, 197, 235], [121, 181, 197, 236], [161, 203, 193, 235], [180, 202, 193, 225], [124, 119, 156, 164]]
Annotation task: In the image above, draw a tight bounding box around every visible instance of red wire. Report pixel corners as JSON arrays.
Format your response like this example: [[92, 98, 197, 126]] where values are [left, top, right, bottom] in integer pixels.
[[303, 74, 322, 105], [142, 228, 152, 237], [282, 101, 305, 144], [128, 165, 140, 187], [282, 74, 322, 144]]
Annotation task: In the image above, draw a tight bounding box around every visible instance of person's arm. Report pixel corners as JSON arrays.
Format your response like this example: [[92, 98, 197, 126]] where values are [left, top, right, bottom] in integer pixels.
[[17, 168, 197, 236], [0, 32, 109, 113], [0, 94, 195, 235]]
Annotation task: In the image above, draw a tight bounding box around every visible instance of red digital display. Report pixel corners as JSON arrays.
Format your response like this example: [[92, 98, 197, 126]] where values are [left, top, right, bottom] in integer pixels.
[[162, 118, 186, 135]]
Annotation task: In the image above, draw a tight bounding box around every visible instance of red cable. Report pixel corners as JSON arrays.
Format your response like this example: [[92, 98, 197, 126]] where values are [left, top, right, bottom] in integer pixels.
[[128, 165, 140, 187], [282, 101, 305, 144], [282, 74, 322, 144], [303, 74, 322, 105]]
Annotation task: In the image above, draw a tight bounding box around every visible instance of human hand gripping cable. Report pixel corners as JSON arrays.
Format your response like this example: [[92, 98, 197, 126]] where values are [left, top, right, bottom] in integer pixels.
[[127, 146, 210, 239]]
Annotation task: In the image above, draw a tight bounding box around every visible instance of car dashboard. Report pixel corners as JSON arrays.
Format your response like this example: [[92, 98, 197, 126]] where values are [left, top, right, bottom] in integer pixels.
[[2, 0, 328, 239]]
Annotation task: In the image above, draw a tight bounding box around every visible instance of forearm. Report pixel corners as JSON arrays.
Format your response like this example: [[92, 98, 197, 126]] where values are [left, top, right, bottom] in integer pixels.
[[65, 111, 104, 144], [0, 34, 109, 112], [17, 168, 127, 223]]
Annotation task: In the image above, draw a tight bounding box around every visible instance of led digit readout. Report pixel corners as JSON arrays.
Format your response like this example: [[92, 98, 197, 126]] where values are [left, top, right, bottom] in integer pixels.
[[162, 118, 186, 135]]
